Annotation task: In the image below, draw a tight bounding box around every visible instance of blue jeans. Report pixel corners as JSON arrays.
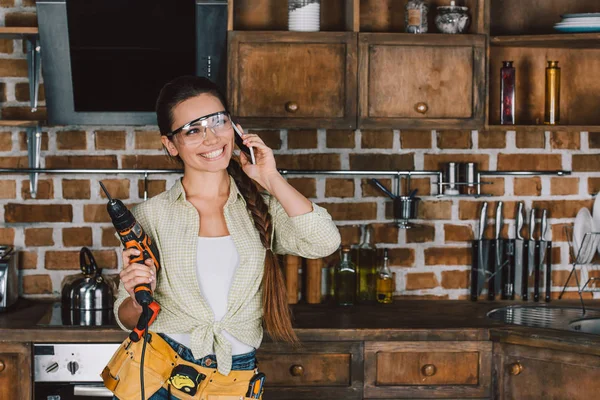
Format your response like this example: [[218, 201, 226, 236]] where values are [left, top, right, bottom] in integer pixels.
[[114, 334, 257, 400]]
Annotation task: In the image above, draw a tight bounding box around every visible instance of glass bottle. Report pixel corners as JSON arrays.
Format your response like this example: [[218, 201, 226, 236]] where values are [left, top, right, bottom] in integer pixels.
[[500, 61, 515, 125], [357, 225, 377, 303], [544, 61, 560, 125], [335, 246, 357, 306], [405, 0, 428, 34], [376, 249, 394, 304]]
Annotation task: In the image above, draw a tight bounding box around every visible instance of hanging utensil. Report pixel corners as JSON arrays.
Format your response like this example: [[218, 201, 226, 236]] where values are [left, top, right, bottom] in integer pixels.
[[471, 202, 488, 300], [514, 202, 525, 300], [489, 202, 504, 300], [369, 178, 396, 199]]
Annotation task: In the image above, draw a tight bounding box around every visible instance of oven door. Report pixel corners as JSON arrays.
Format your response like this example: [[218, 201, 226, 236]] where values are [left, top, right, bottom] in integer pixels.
[[35, 382, 113, 399]]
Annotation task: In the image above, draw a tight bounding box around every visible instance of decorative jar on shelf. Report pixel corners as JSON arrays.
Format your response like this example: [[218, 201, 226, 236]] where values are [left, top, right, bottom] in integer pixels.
[[500, 61, 516, 125], [288, 0, 320, 32], [405, 0, 428, 34], [435, 1, 470, 34], [544, 61, 560, 125]]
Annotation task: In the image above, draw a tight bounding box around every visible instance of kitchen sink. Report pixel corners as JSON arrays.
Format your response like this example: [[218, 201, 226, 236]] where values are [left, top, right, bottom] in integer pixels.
[[487, 305, 600, 334], [569, 318, 600, 335]]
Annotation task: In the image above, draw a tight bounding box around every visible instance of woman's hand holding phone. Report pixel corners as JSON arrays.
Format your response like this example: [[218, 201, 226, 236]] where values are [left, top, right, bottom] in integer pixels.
[[234, 123, 281, 191]]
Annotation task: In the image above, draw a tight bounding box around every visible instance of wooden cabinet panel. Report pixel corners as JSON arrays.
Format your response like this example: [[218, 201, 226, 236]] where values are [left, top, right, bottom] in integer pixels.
[[259, 352, 350, 386], [228, 32, 357, 129], [358, 34, 486, 129], [0, 342, 31, 400], [364, 341, 492, 399]]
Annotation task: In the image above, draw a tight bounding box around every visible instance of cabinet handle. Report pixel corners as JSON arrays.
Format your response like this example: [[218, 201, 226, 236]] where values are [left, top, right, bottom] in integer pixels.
[[285, 101, 299, 113], [508, 362, 524, 376], [290, 364, 304, 376], [421, 364, 437, 377], [414, 102, 429, 114], [0, 359, 5, 373]]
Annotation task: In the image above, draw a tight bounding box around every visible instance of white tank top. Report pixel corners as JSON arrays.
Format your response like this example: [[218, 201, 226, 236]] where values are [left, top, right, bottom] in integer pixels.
[[165, 236, 254, 356]]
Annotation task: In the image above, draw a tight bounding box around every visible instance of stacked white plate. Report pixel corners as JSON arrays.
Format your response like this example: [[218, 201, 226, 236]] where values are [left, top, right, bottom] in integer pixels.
[[288, 3, 320, 32], [554, 13, 600, 33]]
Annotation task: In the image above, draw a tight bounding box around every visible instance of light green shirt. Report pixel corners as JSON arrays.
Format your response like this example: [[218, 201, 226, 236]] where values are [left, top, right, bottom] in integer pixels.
[[114, 176, 341, 375]]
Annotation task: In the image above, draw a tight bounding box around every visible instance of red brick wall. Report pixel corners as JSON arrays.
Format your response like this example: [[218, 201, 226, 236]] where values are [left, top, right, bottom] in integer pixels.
[[1, 5, 598, 301]]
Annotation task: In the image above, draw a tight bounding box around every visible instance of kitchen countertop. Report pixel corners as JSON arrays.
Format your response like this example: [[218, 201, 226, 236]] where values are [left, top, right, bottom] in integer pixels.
[[2, 299, 600, 354]]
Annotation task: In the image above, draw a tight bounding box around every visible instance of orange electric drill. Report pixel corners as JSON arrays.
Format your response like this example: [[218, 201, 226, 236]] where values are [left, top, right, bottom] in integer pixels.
[[100, 182, 161, 341]]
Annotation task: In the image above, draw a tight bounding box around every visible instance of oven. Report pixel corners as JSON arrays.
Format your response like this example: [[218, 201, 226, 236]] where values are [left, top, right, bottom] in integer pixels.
[[34, 343, 121, 400]]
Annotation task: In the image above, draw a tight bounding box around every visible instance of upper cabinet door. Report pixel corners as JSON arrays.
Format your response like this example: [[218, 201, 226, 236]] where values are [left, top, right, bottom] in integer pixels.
[[228, 32, 357, 129], [358, 34, 486, 130]]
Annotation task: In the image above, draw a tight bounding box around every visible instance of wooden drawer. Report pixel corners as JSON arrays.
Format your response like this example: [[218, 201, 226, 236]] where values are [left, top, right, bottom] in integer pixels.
[[257, 341, 363, 400], [0, 342, 31, 400], [364, 341, 492, 399]]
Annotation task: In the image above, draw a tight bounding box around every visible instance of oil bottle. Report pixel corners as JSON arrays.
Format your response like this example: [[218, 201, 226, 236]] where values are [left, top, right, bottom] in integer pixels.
[[376, 249, 394, 304], [357, 225, 377, 303], [335, 246, 357, 306]]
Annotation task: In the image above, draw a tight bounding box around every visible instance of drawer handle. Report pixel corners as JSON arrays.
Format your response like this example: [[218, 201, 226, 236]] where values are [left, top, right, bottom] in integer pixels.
[[508, 362, 524, 376], [285, 101, 299, 113], [414, 102, 429, 114], [0, 359, 5, 373], [290, 364, 304, 376], [421, 364, 437, 377]]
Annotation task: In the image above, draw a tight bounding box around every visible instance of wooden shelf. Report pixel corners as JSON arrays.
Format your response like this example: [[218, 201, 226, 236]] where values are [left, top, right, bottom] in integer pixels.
[[0, 27, 38, 39], [0, 120, 41, 128], [491, 33, 600, 49], [487, 125, 600, 133]]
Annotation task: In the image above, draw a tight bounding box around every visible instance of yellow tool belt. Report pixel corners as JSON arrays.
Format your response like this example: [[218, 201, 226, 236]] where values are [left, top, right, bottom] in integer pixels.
[[101, 331, 262, 400]]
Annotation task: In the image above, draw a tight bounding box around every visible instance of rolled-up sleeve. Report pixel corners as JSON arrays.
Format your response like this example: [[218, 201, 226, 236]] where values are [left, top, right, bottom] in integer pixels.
[[269, 196, 341, 258]]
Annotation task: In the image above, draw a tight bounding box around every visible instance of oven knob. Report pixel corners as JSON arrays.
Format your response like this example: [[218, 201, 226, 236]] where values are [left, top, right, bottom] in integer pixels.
[[45, 362, 59, 373], [67, 361, 79, 375]]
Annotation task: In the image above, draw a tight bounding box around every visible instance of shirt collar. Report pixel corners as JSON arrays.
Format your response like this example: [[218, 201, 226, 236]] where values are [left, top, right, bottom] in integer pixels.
[[167, 176, 245, 206]]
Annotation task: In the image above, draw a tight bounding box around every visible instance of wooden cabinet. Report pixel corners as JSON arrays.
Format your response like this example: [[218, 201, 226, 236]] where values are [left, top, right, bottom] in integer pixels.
[[364, 341, 492, 399], [0, 342, 32, 400], [257, 341, 363, 400], [493, 342, 600, 400], [227, 31, 358, 129], [358, 34, 486, 129]]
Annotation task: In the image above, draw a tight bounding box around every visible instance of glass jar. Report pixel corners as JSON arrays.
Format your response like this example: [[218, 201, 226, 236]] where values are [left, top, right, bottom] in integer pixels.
[[288, 0, 320, 32], [335, 246, 357, 306], [357, 225, 377, 303], [405, 0, 428, 34], [500, 61, 516, 125]]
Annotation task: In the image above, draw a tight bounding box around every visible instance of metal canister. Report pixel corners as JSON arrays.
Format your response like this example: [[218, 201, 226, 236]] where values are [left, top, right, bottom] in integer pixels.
[[443, 162, 459, 195], [460, 162, 478, 195]]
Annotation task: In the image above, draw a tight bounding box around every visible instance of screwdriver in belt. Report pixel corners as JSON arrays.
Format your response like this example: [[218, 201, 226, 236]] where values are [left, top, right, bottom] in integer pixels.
[[245, 372, 266, 399]]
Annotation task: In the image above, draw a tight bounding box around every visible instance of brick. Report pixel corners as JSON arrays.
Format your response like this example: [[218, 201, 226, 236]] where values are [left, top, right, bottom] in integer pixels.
[[338, 225, 360, 246], [552, 246, 561, 265], [326, 129, 354, 148], [325, 179, 354, 198], [84, 204, 115, 223], [425, 247, 471, 266], [96, 130, 126, 150], [252, 130, 281, 150], [0, 228, 15, 245], [589, 177, 600, 195], [409, 178, 431, 196], [46, 155, 117, 169], [25, 228, 54, 246], [135, 130, 163, 150], [406, 272, 438, 290], [5, 204, 72, 223], [459, 200, 517, 220], [23, 0, 35, 6], [99, 179, 130, 200], [1, 106, 46, 120], [551, 223, 570, 242], [18, 251, 37, 269], [361, 178, 393, 197], [482, 177, 505, 196], [0, 59, 27, 77], [424, 154, 489, 170], [479, 130, 506, 149], [0, 39, 12, 54], [400, 130, 431, 149], [63, 227, 93, 247], [14, 82, 45, 102], [349, 154, 413, 170], [0, 1, 14, 9], [19, 131, 49, 151], [372, 223, 399, 244], [406, 224, 435, 243], [497, 154, 561, 171], [287, 130, 317, 149], [93, 250, 119, 270], [516, 131, 545, 148], [5, 12, 37, 26], [22, 275, 52, 295], [531, 199, 593, 219], [22, 179, 53, 199], [417, 200, 452, 220], [316, 202, 377, 221], [62, 180, 91, 199], [388, 248, 415, 267], [0, 180, 16, 199], [287, 178, 316, 198], [589, 132, 600, 149], [551, 177, 579, 196], [552, 291, 593, 300], [552, 270, 580, 288], [437, 130, 472, 149], [514, 177, 542, 196], [442, 270, 469, 289], [275, 154, 340, 170], [445, 225, 474, 242], [0, 132, 11, 151], [121, 155, 179, 169], [138, 179, 166, 199], [550, 131, 579, 150], [102, 227, 121, 247], [0, 156, 28, 168], [573, 155, 600, 172], [361, 130, 393, 149], [45, 251, 80, 270]]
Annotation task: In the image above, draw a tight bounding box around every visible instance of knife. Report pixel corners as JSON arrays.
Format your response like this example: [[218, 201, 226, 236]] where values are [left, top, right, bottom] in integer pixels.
[[514, 202, 525, 299], [471, 202, 488, 300], [489, 201, 503, 300], [535, 209, 548, 302]]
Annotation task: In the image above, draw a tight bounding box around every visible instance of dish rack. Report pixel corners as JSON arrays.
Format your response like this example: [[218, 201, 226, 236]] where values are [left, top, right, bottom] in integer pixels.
[[558, 226, 600, 313]]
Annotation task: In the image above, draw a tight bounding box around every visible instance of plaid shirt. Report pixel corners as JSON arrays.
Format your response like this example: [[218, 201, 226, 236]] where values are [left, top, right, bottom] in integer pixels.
[[113, 176, 341, 375]]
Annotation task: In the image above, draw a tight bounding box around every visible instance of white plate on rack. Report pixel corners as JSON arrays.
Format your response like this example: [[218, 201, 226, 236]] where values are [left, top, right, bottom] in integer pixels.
[[573, 207, 596, 264]]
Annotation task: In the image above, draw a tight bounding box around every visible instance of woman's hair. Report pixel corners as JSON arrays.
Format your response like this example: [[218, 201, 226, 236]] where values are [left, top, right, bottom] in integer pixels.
[[155, 76, 298, 343]]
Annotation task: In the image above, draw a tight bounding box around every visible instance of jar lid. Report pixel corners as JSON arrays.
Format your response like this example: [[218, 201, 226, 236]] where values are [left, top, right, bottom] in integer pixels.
[[438, 1, 468, 11]]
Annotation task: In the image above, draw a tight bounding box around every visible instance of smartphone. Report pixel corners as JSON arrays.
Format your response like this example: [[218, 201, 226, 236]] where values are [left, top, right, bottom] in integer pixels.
[[231, 120, 256, 164]]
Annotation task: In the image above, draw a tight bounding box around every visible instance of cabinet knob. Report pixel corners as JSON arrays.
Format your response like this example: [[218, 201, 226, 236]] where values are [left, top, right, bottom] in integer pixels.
[[421, 364, 437, 377], [415, 102, 429, 114], [508, 362, 524, 376], [290, 364, 304, 376], [285, 101, 299, 113], [0, 359, 5, 373]]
